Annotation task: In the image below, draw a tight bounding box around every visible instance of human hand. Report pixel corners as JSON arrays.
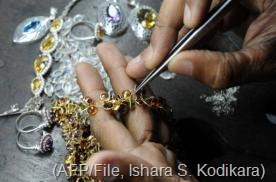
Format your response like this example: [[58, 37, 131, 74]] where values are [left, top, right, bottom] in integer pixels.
[[126, 0, 276, 88], [76, 43, 196, 182]]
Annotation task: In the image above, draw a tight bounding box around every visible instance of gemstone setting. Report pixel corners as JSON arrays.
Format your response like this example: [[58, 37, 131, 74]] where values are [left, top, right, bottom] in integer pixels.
[[13, 16, 50, 44], [107, 4, 121, 23], [129, 6, 158, 41], [98, 1, 128, 36], [50, 18, 63, 32], [34, 54, 52, 75], [137, 8, 157, 29], [31, 76, 45, 96], [39, 132, 53, 153], [23, 20, 41, 33], [40, 33, 58, 53]]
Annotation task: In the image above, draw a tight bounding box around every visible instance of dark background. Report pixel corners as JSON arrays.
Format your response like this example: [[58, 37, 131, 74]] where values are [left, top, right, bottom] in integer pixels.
[[0, 0, 276, 181]]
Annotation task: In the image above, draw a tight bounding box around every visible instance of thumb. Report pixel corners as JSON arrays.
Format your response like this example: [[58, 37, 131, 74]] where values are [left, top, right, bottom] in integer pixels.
[[126, 0, 184, 79], [168, 46, 273, 89]]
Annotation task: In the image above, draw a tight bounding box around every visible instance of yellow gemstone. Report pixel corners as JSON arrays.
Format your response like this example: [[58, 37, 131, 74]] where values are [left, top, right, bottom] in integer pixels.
[[51, 18, 62, 30], [31, 77, 42, 92], [96, 25, 105, 39], [137, 8, 157, 29], [34, 55, 48, 74], [41, 34, 56, 51]]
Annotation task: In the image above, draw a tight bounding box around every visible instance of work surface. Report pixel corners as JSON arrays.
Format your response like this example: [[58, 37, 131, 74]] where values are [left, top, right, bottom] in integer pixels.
[[0, 0, 276, 182]]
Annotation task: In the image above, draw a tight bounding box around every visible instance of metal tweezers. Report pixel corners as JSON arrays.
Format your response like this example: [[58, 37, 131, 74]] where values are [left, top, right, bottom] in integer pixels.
[[135, 0, 237, 93]]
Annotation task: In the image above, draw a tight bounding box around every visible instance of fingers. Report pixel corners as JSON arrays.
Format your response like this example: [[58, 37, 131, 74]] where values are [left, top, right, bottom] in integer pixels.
[[76, 63, 112, 121], [76, 63, 137, 151], [126, 0, 184, 78], [97, 43, 153, 143], [184, 0, 212, 28], [168, 45, 272, 89]]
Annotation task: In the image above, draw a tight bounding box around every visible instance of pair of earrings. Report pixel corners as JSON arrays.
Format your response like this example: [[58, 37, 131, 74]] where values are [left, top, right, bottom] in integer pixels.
[[16, 108, 54, 153]]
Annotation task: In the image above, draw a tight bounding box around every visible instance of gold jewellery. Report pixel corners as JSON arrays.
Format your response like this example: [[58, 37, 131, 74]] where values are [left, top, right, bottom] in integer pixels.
[[51, 98, 100, 182], [82, 90, 172, 116], [50, 89, 171, 181]]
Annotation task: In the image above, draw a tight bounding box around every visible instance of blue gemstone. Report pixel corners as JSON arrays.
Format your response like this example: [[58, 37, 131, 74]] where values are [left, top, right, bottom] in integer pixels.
[[23, 20, 41, 33]]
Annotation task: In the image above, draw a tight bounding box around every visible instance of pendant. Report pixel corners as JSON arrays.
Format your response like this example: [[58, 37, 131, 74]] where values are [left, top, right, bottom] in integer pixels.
[[98, 1, 128, 36], [129, 5, 157, 41], [13, 16, 50, 44]]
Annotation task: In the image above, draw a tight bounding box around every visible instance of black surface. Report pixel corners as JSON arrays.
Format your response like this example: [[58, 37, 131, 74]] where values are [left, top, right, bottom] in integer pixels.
[[0, 0, 276, 182]]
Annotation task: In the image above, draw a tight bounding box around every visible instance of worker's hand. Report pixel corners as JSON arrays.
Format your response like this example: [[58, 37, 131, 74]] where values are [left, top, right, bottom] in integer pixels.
[[76, 43, 196, 182], [126, 0, 276, 89]]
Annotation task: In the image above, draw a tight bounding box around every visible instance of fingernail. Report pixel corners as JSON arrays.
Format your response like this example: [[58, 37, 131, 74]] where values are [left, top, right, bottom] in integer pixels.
[[179, 61, 193, 76], [184, 4, 191, 26]]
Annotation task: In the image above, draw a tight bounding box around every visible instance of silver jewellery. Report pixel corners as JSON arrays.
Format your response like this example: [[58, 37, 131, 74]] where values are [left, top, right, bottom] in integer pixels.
[[16, 108, 54, 133], [129, 4, 158, 41], [17, 129, 53, 153], [13, 8, 57, 44], [98, 0, 128, 36]]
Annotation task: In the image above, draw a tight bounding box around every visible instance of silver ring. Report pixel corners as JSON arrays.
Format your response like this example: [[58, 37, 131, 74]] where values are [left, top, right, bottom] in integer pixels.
[[69, 21, 100, 41], [129, 5, 158, 41], [17, 129, 53, 153], [16, 107, 54, 133], [97, 1, 128, 36]]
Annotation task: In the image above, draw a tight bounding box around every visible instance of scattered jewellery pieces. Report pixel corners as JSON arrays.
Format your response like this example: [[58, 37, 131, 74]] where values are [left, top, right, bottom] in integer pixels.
[[49, 90, 171, 181], [17, 129, 53, 153], [51, 98, 100, 182], [200, 86, 240, 116]]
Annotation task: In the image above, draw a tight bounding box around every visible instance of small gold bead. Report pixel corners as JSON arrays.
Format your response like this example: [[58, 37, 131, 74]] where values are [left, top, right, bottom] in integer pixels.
[[100, 92, 110, 101], [122, 90, 132, 99]]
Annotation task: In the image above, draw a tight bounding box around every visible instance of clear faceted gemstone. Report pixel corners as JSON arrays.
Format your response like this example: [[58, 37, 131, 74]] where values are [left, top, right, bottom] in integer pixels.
[[44, 82, 54, 97], [62, 81, 73, 96]]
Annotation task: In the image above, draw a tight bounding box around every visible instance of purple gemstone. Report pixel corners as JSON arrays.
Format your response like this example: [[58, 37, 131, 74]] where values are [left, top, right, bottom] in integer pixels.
[[39, 132, 53, 153], [107, 4, 121, 23]]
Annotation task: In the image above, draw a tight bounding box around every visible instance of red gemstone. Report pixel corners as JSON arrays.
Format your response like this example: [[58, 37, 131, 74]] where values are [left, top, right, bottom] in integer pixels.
[[84, 97, 93, 104], [150, 98, 161, 108]]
